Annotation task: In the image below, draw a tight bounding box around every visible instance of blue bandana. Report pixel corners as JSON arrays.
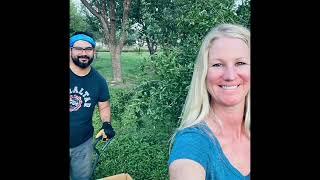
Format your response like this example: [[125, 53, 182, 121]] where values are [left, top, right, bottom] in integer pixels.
[[70, 34, 96, 48]]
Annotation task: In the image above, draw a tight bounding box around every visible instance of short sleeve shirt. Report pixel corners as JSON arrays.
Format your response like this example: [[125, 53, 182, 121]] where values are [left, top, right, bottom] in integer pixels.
[[169, 123, 250, 180], [70, 68, 110, 148]]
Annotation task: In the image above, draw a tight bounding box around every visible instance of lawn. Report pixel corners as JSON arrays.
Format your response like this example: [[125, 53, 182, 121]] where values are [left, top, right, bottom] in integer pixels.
[[92, 51, 149, 88]]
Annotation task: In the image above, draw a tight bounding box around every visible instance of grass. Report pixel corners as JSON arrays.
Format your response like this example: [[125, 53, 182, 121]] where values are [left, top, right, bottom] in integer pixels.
[[92, 51, 149, 88]]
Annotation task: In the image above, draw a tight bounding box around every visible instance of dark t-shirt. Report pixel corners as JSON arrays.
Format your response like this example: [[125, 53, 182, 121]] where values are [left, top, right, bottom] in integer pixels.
[[70, 67, 110, 148]]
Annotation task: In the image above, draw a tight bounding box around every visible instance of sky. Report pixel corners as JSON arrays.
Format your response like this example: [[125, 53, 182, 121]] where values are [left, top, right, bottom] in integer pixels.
[[72, 0, 81, 9]]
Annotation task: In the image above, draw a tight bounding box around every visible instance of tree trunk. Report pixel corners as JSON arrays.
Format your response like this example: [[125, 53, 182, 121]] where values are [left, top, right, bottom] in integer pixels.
[[110, 46, 122, 83], [80, 0, 132, 84], [146, 36, 157, 55]]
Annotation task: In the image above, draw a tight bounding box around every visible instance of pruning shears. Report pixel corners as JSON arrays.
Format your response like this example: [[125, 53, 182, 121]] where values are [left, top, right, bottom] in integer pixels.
[[91, 136, 114, 178]]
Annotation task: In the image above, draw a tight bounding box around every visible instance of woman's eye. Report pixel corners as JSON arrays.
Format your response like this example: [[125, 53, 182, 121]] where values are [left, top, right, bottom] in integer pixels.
[[212, 63, 223, 67], [236, 62, 247, 66]]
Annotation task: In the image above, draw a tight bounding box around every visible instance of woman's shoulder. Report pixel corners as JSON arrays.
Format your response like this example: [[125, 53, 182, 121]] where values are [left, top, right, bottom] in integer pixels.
[[175, 122, 221, 150], [175, 123, 211, 142], [169, 122, 215, 168]]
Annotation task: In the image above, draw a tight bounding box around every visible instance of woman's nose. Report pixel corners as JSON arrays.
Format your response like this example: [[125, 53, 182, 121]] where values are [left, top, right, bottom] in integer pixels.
[[223, 66, 236, 81]]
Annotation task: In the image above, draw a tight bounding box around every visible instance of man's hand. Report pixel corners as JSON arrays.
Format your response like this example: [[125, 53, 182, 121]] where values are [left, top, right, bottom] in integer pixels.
[[95, 122, 115, 141]]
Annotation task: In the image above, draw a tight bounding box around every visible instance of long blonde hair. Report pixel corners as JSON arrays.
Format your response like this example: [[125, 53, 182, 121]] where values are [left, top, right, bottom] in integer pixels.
[[171, 24, 250, 146]]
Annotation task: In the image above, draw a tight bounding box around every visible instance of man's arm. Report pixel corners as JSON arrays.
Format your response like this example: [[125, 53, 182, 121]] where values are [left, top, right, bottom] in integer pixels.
[[95, 100, 115, 140], [98, 100, 111, 123]]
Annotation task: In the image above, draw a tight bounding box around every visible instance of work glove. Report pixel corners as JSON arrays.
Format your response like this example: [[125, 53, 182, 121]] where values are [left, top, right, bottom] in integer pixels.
[[95, 122, 115, 141]]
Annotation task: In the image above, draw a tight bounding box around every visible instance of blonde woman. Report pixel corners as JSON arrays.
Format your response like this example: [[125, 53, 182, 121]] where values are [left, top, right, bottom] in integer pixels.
[[169, 24, 250, 180]]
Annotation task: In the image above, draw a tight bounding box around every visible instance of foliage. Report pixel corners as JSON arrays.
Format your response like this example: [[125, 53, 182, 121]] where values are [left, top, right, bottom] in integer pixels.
[[130, 0, 174, 54], [92, 83, 174, 179], [69, 0, 104, 38], [93, 97, 172, 180], [236, 0, 251, 28], [70, 0, 89, 35], [162, 0, 240, 47], [82, 8, 105, 41], [131, 0, 245, 133]]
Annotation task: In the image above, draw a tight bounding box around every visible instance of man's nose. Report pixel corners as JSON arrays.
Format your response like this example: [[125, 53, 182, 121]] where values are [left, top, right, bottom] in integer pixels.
[[79, 49, 87, 54]]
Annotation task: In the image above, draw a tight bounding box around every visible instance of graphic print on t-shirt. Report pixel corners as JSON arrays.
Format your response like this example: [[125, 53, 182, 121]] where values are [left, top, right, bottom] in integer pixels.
[[69, 86, 92, 112]]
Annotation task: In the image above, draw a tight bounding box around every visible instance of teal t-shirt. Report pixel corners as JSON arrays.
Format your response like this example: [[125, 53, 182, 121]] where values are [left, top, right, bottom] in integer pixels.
[[70, 67, 110, 148], [169, 122, 250, 180]]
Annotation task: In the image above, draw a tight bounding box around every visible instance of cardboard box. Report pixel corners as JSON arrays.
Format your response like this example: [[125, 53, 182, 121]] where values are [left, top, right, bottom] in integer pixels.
[[97, 173, 133, 180]]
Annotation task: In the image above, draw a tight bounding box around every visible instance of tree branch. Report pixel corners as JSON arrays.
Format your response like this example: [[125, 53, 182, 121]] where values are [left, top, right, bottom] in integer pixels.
[[101, 0, 111, 35], [109, 0, 117, 48], [119, 0, 132, 50], [80, 0, 100, 18]]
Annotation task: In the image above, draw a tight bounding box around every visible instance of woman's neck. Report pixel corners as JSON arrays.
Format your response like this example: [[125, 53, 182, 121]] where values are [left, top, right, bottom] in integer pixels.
[[207, 103, 246, 140]]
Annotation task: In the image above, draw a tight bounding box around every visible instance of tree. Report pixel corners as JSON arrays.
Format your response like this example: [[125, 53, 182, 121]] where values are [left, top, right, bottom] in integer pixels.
[[131, 0, 173, 55], [236, 0, 251, 28], [80, 0, 132, 83], [130, 0, 245, 129], [83, 9, 105, 43], [70, 0, 88, 35]]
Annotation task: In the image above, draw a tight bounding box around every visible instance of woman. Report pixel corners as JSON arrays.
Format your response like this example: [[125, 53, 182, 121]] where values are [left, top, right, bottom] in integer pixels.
[[169, 24, 250, 180]]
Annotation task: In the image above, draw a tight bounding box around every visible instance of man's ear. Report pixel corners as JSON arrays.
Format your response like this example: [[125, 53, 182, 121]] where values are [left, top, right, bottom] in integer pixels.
[[94, 49, 97, 58]]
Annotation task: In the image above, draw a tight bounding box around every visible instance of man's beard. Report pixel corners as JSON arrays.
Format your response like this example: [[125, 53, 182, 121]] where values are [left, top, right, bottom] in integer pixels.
[[71, 55, 94, 69]]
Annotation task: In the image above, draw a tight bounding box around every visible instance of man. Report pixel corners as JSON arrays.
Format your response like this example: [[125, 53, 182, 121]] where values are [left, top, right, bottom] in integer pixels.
[[69, 32, 115, 180]]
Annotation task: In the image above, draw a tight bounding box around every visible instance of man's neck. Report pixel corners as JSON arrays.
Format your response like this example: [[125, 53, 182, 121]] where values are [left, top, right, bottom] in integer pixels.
[[70, 61, 91, 77]]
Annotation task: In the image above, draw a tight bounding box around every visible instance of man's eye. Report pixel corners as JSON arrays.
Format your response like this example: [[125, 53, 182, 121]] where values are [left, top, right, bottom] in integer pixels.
[[72, 47, 93, 51], [84, 47, 94, 51], [74, 47, 83, 51]]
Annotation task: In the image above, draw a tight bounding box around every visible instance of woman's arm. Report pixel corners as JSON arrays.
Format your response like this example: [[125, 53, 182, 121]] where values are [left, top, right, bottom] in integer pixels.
[[169, 159, 205, 180]]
